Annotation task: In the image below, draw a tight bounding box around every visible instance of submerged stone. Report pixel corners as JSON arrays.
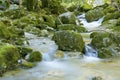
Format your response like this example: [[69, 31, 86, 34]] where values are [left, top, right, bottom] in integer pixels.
[[53, 50, 64, 59], [52, 31, 85, 52]]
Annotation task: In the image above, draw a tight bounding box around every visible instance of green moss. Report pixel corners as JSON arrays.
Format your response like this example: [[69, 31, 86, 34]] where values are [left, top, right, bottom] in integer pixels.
[[67, 4, 77, 12], [90, 32, 99, 38], [52, 31, 85, 52], [98, 48, 113, 58], [1, 9, 26, 19], [0, 21, 12, 39], [42, 15, 55, 28], [28, 51, 42, 62], [0, 44, 20, 70], [58, 12, 76, 25], [103, 5, 116, 14], [91, 32, 113, 49], [85, 8, 104, 22], [57, 24, 87, 32], [91, 32, 120, 58], [21, 60, 36, 68], [104, 11, 120, 21]]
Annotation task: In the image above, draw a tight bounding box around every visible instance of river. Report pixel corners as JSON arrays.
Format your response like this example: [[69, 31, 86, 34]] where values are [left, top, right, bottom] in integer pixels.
[[1, 14, 120, 80]]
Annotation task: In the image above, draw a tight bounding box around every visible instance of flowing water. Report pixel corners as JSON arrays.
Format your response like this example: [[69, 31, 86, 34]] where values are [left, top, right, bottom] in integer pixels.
[[1, 15, 120, 80]]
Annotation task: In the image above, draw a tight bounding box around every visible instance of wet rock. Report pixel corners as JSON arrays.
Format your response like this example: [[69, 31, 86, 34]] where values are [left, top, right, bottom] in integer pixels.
[[52, 31, 85, 52], [20, 59, 36, 68], [85, 8, 104, 22], [53, 50, 64, 59], [28, 51, 42, 62], [57, 24, 87, 32]]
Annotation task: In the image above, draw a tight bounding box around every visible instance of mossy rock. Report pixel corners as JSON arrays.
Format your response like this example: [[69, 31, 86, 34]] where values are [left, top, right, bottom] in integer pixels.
[[103, 11, 120, 22], [21, 60, 36, 68], [1, 9, 26, 19], [0, 21, 12, 39], [101, 18, 120, 32], [28, 51, 42, 62], [0, 43, 20, 70], [91, 32, 120, 58], [98, 48, 113, 58], [67, 4, 77, 12], [0, 17, 12, 26], [57, 24, 87, 32], [48, 0, 65, 14], [91, 32, 113, 49], [42, 15, 56, 28], [90, 32, 99, 38], [85, 8, 104, 22], [56, 12, 76, 26], [103, 5, 117, 14], [52, 31, 85, 52]]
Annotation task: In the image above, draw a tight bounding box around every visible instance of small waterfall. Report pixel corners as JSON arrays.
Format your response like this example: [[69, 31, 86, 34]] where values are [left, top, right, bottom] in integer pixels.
[[84, 44, 98, 57], [76, 14, 104, 31]]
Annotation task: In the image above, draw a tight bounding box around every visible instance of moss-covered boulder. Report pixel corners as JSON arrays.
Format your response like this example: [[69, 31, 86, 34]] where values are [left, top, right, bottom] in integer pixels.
[[57, 24, 87, 32], [0, 21, 12, 39], [91, 32, 113, 49], [56, 12, 76, 26], [103, 5, 117, 14], [85, 8, 104, 22], [102, 18, 120, 32], [28, 51, 42, 62], [91, 32, 120, 58], [1, 9, 26, 19], [0, 43, 20, 76], [103, 11, 120, 22], [52, 31, 85, 52], [98, 48, 113, 58]]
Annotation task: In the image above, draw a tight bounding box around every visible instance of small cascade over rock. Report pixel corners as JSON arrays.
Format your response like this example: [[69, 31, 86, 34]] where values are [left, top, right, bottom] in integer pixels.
[[76, 14, 104, 31], [84, 44, 98, 57]]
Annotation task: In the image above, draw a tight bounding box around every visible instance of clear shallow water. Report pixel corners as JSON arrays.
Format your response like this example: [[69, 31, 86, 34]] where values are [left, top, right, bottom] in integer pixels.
[[1, 33, 120, 80], [1, 58, 120, 80]]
